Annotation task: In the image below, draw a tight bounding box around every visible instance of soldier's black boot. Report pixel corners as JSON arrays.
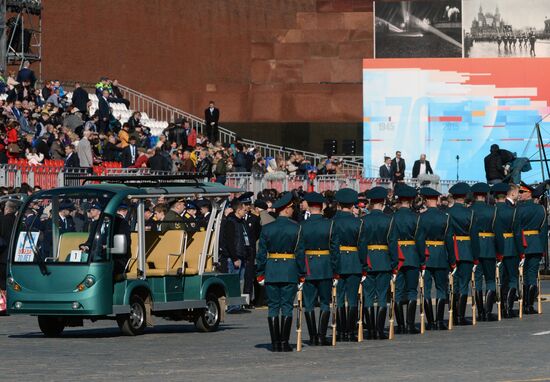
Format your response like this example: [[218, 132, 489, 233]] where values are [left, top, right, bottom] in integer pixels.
[[485, 290, 496, 321], [395, 302, 405, 334], [347, 307, 358, 342], [370, 307, 377, 339], [304, 311, 318, 346], [458, 294, 471, 325], [268, 316, 281, 352], [476, 291, 485, 321], [318, 310, 331, 346], [452, 293, 459, 325], [507, 288, 516, 318], [406, 300, 419, 334], [363, 308, 373, 340], [281, 316, 293, 352], [436, 299, 447, 330], [528, 285, 537, 314], [501, 287, 509, 318], [337, 307, 347, 342], [377, 307, 388, 340], [424, 299, 435, 330]]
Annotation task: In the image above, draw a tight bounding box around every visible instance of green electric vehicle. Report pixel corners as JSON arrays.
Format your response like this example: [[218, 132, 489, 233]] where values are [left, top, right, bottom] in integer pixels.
[[6, 175, 247, 336]]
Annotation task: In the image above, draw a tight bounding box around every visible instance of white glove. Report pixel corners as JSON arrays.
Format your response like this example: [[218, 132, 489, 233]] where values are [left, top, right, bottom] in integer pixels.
[[451, 267, 457, 276], [519, 259, 525, 268], [472, 265, 478, 273], [496, 262, 502, 267], [210, 122, 215, 126], [258, 279, 265, 286], [332, 279, 338, 287], [421, 270, 425, 278], [298, 282, 304, 291], [392, 274, 397, 282], [361, 275, 366, 283]]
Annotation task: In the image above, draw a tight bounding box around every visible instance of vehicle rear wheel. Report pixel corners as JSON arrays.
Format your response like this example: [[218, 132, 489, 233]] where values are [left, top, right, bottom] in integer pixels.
[[117, 295, 147, 336], [195, 293, 221, 332], [38, 316, 65, 337]]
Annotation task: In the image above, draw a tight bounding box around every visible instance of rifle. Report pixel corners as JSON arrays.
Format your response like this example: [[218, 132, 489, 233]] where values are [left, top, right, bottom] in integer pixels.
[[331, 283, 337, 346], [538, 268, 542, 315], [419, 272, 425, 334], [519, 263, 524, 319], [389, 277, 396, 340], [358, 283, 364, 342], [496, 263, 502, 321], [296, 288, 303, 352], [449, 271, 454, 330], [471, 271, 477, 326]]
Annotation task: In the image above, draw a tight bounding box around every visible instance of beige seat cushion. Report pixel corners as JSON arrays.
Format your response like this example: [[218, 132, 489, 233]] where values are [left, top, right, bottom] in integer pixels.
[[57, 232, 89, 261]]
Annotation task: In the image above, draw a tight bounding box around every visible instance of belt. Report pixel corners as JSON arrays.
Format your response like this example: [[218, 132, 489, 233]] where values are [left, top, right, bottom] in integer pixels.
[[479, 232, 495, 238], [426, 240, 444, 246], [267, 253, 295, 260], [454, 236, 471, 241], [305, 250, 330, 256], [368, 245, 389, 251], [340, 246, 358, 251], [503, 233, 514, 239], [398, 240, 415, 246], [523, 230, 539, 236]]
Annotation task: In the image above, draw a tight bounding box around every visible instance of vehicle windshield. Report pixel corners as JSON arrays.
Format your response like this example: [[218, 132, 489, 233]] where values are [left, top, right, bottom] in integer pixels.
[[12, 191, 114, 265]]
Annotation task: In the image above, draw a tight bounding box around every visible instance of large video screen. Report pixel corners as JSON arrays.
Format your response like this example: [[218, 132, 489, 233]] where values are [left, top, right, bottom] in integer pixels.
[[363, 58, 550, 181]]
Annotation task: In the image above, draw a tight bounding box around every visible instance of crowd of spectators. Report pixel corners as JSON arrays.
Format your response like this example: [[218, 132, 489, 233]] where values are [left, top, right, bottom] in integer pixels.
[[0, 64, 344, 181]]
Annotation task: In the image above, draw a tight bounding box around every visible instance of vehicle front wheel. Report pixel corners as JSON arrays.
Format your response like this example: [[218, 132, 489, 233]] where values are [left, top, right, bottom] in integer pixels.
[[195, 293, 221, 332], [38, 316, 65, 337], [117, 295, 147, 336]]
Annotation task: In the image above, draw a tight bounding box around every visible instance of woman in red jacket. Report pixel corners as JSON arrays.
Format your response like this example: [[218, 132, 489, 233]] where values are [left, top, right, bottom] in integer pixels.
[[6, 123, 20, 160]]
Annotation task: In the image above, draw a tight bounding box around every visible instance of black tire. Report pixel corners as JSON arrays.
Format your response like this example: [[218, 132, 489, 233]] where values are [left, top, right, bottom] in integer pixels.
[[38, 316, 65, 337], [195, 293, 221, 332], [117, 294, 147, 336]]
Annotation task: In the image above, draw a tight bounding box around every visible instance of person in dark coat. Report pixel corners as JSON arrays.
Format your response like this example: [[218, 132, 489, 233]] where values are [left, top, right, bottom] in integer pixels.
[[204, 101, 220, 142], [390, 151, 406, 183], [196, 149, 212, 177], [484, 144, 505, 184], [147, 147, 171, 171], [98, 89, 111, 134], [0, 201, 18, 290], [379, 156, 392, 179], [71, 82, 90, 115], [16, 61, 37, 87], [412, 154, 434, 178], [64, 144, 80, 168], [121, 137, 138, 168]]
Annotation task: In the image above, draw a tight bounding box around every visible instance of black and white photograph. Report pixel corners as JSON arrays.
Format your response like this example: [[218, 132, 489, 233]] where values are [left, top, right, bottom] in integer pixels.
[[464, 0, 550, 57], [375, 0, 463, 58]]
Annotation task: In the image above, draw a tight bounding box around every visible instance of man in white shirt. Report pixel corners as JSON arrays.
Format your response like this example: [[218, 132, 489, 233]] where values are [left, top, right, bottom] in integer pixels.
[[412, 154, 434, 178]]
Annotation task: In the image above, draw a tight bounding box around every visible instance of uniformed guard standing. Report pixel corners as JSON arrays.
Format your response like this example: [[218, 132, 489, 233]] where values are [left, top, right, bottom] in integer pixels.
[[470, 182, 498, 321], [514, 183, 547, 314], [332, 188, 364, 341], [391, 185, 424, 334], [416, 187, 455, 330], [362, 186, 396, 340], [448, 183, 480, 326], [162, 198, 185, 231], [300, 192, 339, 346], [492, 183, 519, 318], [256, 193, 306, 352]]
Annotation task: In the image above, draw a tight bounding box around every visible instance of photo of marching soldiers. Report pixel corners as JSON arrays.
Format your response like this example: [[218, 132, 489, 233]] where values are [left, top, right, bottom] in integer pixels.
[[464, 0, 550, 58], [375, 0, 463, 58]]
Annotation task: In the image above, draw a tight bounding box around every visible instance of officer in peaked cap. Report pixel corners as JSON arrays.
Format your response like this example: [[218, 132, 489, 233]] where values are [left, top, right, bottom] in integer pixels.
[[416, 187, 455, 330], [491, 182, 519, 318], [256, 192, 306, 351], [362, 186, 395, 340], [448, 182, 479, 326], [332, 188, 364, 341], [391, 185, 423, 334], [514, 181, 547, 314], [300, 192, 339, 346], [470, 182, 498, 321]]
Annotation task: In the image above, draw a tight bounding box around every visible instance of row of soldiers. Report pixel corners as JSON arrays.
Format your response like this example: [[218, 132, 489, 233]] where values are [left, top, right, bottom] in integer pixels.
[[256, 181, 547, 352]]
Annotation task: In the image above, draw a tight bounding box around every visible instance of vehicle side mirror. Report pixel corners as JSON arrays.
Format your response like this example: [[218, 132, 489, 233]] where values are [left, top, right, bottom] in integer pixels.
[[111, 234, 127, 255]]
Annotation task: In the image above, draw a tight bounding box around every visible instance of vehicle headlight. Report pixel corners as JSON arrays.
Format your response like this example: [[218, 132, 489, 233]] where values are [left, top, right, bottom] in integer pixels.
[[74, 275, 96, 292], [7, 277, 21, 291]]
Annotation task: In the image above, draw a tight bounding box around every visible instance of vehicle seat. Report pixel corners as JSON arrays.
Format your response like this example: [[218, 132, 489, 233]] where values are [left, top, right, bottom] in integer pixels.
[[57, 232, 89, 261], [144, 230, 186, 277]]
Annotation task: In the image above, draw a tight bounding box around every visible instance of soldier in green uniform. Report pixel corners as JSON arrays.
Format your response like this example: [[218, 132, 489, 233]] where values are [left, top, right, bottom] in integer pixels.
[[492, 183, 519, 318], [448, 183, 480, 325], [300, 192, 339, 346], [416, 187, 455, 330], [391, 185, 424, 334], [362, 186, 396, 340], [514, 182, 547, 314], [256, 193, 306, 352], [470, 182, 498, 321], [332, 188, 364, 341], [161, 198, 185, 231]]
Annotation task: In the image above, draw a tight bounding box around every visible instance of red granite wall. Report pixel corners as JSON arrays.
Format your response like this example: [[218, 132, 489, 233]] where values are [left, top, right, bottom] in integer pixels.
[[41, 0, 373, 124]]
